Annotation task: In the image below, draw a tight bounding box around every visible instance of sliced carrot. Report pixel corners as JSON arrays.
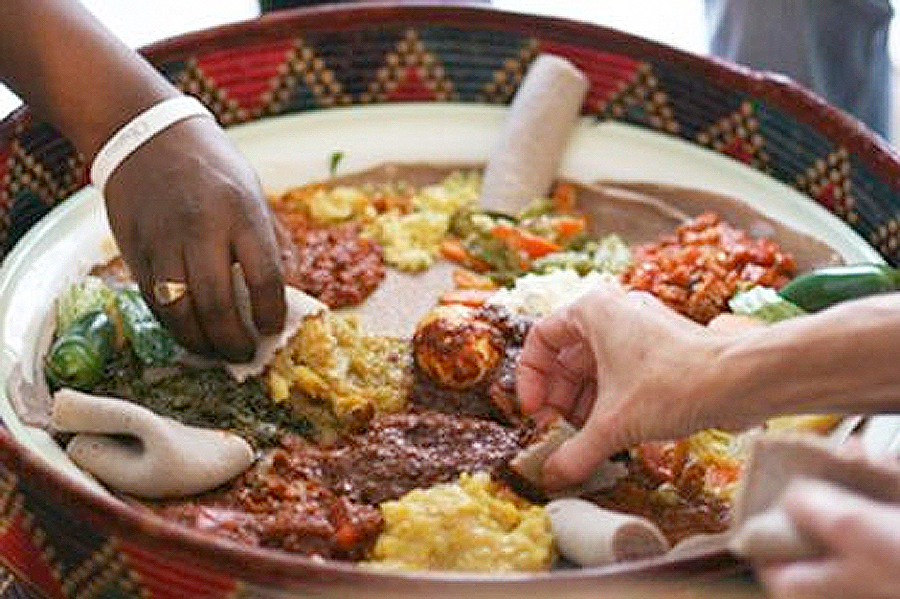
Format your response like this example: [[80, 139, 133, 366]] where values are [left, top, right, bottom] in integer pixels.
[[490, 222, 562, 259], [334, 522, 360, 550], [552, 215, 587, 239], [551, 181, 577, 212], [439, 237, 491, 272], [438, 289, 495, 307], [439, 237, 471, 263], [452, 268, 499, 291]]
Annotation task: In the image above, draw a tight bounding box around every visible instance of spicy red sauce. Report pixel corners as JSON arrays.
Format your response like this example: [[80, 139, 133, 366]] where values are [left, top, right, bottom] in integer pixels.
[[621, 212, 797, 323], [274, 212, 385, 308], [585, 440, 732, 544], [155, 457, 384, 560]]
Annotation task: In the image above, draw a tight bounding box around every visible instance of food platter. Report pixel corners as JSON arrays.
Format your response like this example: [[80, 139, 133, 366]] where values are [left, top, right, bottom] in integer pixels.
[[2, 0, 900, 591], [0, 103, 882, 599], [0, 103, 881, 496]]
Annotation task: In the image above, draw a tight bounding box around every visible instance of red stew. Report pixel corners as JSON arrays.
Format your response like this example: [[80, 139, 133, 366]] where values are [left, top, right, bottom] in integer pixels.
[[274, 213, 385, 308], [621, 212, 797, 323], [585, 440, 732, 544], [153, 410, 531, 559], [156, 459, 383, 560]]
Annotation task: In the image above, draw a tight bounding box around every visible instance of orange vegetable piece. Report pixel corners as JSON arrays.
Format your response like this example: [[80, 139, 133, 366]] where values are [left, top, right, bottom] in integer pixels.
[[551, 181, 577, 212], [439, 238, 491, 272], [490, 222, 562, 259], [438, 289, 496, 307], [440, 237, 471, 263], [552, 215, 587, 239], [452, 268, 498, 291]]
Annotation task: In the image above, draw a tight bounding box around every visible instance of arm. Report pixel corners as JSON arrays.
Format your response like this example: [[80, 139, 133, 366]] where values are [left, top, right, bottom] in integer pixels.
[[0, 0, 174, 157], [704, 292, 900, 424], [516, 282, 900, 488], [0, 0, 286, 361]]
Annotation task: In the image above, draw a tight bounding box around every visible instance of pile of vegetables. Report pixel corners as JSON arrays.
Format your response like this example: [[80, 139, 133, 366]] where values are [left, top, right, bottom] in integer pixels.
[[442, 182, 631, 288], [45, 277, 179, 391], [44, 276, 310, 447]]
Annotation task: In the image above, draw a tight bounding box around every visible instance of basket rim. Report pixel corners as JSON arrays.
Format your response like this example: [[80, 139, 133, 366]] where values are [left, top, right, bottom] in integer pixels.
[[133, 0, 900, 187], [3, 1, 897, 184], [0, 0, 887, 589]]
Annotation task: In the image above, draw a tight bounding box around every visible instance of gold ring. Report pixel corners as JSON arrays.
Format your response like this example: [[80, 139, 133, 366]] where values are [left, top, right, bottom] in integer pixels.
[[152, 280, 188, 305]]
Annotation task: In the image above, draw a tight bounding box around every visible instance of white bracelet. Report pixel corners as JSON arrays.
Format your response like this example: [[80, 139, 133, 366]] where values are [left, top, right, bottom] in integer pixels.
[[89, 95, 214, 193]]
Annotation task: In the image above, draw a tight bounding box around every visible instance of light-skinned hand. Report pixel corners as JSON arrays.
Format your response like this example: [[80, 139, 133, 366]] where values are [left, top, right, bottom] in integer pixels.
[[757, 478, 900, 599], [516, 282, 732, 489]]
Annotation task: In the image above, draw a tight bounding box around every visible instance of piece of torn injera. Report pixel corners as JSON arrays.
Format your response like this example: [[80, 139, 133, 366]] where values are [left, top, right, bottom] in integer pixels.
[[729, 432, 900, 563], [225, 285, 327, 382], [479, 53, 588, 214], [546, 498, 670, 567], [509, 418, 627, 499], [51, 388, 254, 499]]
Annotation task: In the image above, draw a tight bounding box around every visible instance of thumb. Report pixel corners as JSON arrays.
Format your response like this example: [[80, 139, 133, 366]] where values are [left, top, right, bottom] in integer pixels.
[[542, 416, 621, 489]]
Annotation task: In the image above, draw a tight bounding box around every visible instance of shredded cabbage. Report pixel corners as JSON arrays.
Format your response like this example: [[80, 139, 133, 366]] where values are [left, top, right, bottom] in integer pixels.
[[55, 276, 115, 332], [531, 234, 632, 276], [729, 286, 805, 323]]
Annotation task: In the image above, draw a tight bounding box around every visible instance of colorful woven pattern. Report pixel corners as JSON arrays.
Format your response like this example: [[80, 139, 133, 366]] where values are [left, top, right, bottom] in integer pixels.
[[2, 4, 900, 598]]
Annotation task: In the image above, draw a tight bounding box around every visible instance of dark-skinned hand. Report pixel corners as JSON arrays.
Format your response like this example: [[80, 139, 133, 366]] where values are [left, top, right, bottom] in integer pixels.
[[104, 115, 286, 363]]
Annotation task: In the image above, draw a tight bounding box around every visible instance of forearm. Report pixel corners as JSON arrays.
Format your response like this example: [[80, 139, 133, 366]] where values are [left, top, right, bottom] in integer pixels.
[[704, 293, 900, 427], [0, 0, 178, 159]]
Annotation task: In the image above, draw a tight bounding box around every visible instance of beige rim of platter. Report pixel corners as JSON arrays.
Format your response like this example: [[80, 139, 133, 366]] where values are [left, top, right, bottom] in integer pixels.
[[0, 101, 891, 553]]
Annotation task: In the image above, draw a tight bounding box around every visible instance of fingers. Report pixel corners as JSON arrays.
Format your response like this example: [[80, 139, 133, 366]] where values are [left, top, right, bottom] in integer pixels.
[[233, 223, 286, 336], [754, 479, 900, 599], [543, 343, 590, 408], [542, 413, 619, 489], [517, 309, 589, 414], [138, 246, 214, 357], [183, 243, 256, 363], [571, 378, 597, 425], [782, 478, 900, 560], [138, 239, 278, 363], [516, 361, 552, 416], [780, 479, 880, 554], [757, 559, 841, 599]]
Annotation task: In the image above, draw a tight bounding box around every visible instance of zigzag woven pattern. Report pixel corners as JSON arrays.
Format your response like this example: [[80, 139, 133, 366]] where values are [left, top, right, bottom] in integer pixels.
[[3, 18, 898, 264]]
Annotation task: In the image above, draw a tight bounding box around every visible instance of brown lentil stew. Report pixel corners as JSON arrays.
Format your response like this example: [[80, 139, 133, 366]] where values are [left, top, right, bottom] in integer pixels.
[[151, 410, 533, 559], [277, 410, 534, 506]]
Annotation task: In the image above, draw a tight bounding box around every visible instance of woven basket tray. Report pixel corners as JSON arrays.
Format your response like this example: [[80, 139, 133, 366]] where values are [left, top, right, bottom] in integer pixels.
[[1, 3, 898, 598]]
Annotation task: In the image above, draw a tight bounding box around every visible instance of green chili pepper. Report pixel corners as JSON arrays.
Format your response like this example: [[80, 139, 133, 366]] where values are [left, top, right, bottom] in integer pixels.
[[329, 151, 344, 176], [778, 263, 900, 312], [115, 288, 178, 365], [44, 309, 116, 390]]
